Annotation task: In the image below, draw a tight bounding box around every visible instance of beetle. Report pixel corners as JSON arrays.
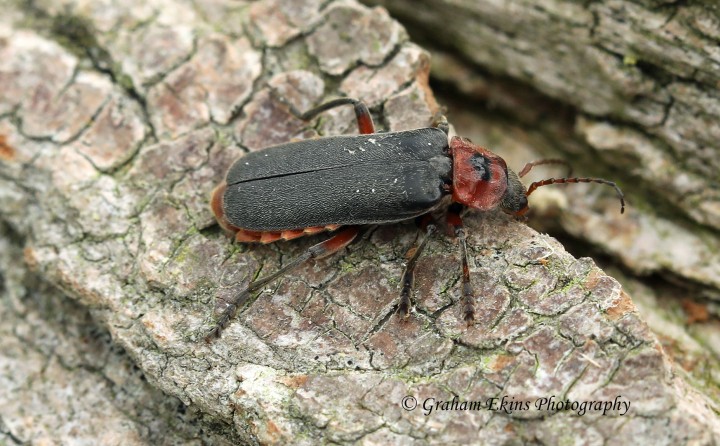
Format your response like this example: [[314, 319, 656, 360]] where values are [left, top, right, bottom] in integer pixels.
[[205, 96, 624, 340]]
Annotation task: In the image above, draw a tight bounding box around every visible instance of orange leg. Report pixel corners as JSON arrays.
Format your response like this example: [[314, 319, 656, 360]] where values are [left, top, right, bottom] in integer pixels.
[[278, 96, 376, 135], [206, 226, 360, 341]]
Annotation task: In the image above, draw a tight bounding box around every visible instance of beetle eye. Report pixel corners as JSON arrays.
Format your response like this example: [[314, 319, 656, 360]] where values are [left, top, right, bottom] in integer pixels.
[[518, 194, 528, 210], [519, 199, 529, 215]]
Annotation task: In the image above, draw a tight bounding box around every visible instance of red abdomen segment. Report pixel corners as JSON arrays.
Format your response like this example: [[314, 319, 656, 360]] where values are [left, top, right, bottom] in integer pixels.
[[210, 182, 340, 244]]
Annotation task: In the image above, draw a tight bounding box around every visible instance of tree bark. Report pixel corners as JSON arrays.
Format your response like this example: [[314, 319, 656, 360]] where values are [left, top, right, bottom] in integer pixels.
[[365, 0, 720, 300], [0, 0, 718, 444]]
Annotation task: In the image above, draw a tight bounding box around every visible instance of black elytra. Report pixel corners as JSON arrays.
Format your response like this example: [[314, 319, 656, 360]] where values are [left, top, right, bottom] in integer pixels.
[[222, 129, 452, 231]]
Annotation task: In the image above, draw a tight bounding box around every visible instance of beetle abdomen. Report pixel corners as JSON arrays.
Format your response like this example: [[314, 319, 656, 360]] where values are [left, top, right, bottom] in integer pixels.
[[223, 160, 449, 231]]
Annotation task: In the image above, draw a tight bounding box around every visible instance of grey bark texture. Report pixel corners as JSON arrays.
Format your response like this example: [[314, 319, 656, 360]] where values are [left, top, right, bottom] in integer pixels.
[[0, 0, 718, 445], [365, 0, 720, 299]]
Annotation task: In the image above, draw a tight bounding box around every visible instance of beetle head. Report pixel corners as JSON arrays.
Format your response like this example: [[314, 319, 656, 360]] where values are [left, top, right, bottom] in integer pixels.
[[450, 137, 528, 215], [450, 137, 625, 216], [502, 168, 530, 215]]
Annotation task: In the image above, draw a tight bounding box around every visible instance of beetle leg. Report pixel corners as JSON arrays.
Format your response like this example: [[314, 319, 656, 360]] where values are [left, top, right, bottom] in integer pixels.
[[446, 203, 475, 325], [206, 226, 360, 341], [431, 111, 450, 135], [398, 216, 437, 318], [274, 93, 376, 135]]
